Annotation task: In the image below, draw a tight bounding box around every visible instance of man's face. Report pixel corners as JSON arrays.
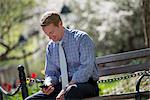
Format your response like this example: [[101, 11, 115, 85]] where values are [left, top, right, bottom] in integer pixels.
[[42, 22, 63, 42]]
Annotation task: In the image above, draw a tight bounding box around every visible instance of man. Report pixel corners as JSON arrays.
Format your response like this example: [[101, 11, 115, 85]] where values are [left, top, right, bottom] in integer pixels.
[[25, 11, 99, 100]]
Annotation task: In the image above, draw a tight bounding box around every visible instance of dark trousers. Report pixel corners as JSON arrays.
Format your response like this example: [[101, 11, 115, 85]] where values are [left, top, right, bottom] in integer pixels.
[[25, 79, 99, 100]]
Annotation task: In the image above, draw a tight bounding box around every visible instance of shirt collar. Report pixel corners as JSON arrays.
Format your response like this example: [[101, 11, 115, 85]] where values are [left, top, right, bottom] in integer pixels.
[[61, 28, 69, 44]]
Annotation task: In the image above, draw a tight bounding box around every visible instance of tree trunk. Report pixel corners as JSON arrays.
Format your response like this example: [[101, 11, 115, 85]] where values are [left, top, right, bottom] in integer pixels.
[[141, 0, 150, 47]]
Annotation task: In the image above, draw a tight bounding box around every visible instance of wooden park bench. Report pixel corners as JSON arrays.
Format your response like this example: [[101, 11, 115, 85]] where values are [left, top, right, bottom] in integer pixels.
[[86, 48, 150, 100], [0, 48, 150, 100]]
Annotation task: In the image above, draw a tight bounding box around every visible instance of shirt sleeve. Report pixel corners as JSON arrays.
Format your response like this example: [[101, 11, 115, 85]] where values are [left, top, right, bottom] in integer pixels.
[[44, 44, 59, 85], [71, 34, 95, 83]]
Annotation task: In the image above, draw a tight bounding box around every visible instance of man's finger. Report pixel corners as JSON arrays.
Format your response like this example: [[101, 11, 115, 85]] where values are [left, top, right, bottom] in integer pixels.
[[56, 94, 64, 100], [42, 86, 54, 95], [45, 86, 52, 93], [56, 95, 64, 100], [56, 89, 65, 99], [46, 87, 54, 95]]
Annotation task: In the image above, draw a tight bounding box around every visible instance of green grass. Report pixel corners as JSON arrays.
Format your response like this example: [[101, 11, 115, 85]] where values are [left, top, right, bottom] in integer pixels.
[[98, 81, 119, 95]]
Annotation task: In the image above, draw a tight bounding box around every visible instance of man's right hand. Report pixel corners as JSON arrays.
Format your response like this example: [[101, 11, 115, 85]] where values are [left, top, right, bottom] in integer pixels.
[[42, 85, 55, 95]]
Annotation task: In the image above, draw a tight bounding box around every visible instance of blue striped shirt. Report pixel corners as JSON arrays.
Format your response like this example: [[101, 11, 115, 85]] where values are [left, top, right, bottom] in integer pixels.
[[45, 28, 99, 85]]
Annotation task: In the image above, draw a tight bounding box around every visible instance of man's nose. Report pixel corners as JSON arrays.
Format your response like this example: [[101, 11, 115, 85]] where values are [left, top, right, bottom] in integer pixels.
[[48, 34, 53, 38], [48, 35, 54, 39]]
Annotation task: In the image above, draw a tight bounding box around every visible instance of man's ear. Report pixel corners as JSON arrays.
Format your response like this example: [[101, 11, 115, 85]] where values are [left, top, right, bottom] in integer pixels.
[[59, 21, 63, 27]]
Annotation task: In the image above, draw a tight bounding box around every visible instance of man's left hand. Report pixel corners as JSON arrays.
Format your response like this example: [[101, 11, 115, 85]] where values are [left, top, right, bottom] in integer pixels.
[[56, 80, 77, 100], [56, 84, 77, 100], [56, 89, 65, 100]]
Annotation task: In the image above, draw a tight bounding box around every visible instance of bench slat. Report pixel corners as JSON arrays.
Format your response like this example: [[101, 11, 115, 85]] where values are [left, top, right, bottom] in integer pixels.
[[96, 48, 150, 64], [99, 62, 150, 76]]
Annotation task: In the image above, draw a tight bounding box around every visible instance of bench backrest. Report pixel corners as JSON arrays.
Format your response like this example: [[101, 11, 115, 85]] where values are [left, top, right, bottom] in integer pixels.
[[96, 48, 150, 77]]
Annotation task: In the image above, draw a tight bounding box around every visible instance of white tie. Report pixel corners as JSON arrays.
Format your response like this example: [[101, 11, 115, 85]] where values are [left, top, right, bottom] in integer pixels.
[[59, 41, 69, 89]]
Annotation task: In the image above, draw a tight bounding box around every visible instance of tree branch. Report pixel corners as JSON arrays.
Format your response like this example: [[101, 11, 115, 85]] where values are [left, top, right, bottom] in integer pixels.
[[0, 42, 19, 58], [0, 48, 40, 61], [0, 39, 9, 49], [14, 11, 42, 23], [141, 0, 150, 47]]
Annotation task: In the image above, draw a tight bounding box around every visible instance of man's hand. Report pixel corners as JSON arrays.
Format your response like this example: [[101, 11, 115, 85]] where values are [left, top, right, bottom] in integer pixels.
[[42, 85, 55, 95], [56, 89, 65, 100], [56, 84, 77, 100], [56, 80, 77, 100]]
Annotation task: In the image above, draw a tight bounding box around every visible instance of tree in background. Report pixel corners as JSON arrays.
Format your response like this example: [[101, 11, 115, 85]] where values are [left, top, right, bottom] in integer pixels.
[[67, 0, 145, 56], [0, 0, 39, 61], [1, 0, 148, 75], [141, 0, 150, 47]]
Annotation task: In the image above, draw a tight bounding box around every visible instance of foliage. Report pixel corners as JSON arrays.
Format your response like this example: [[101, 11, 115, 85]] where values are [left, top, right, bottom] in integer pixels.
[[0, 0, 147, 70], [0, 0, 45, 80], [67, 0, 145, 56], [0, 0, 39, 62]]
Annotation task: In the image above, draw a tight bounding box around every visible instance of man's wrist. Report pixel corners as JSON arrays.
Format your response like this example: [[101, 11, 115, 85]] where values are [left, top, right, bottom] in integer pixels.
[[69, 80, 76, 85], [63, 80, 76, 90]]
